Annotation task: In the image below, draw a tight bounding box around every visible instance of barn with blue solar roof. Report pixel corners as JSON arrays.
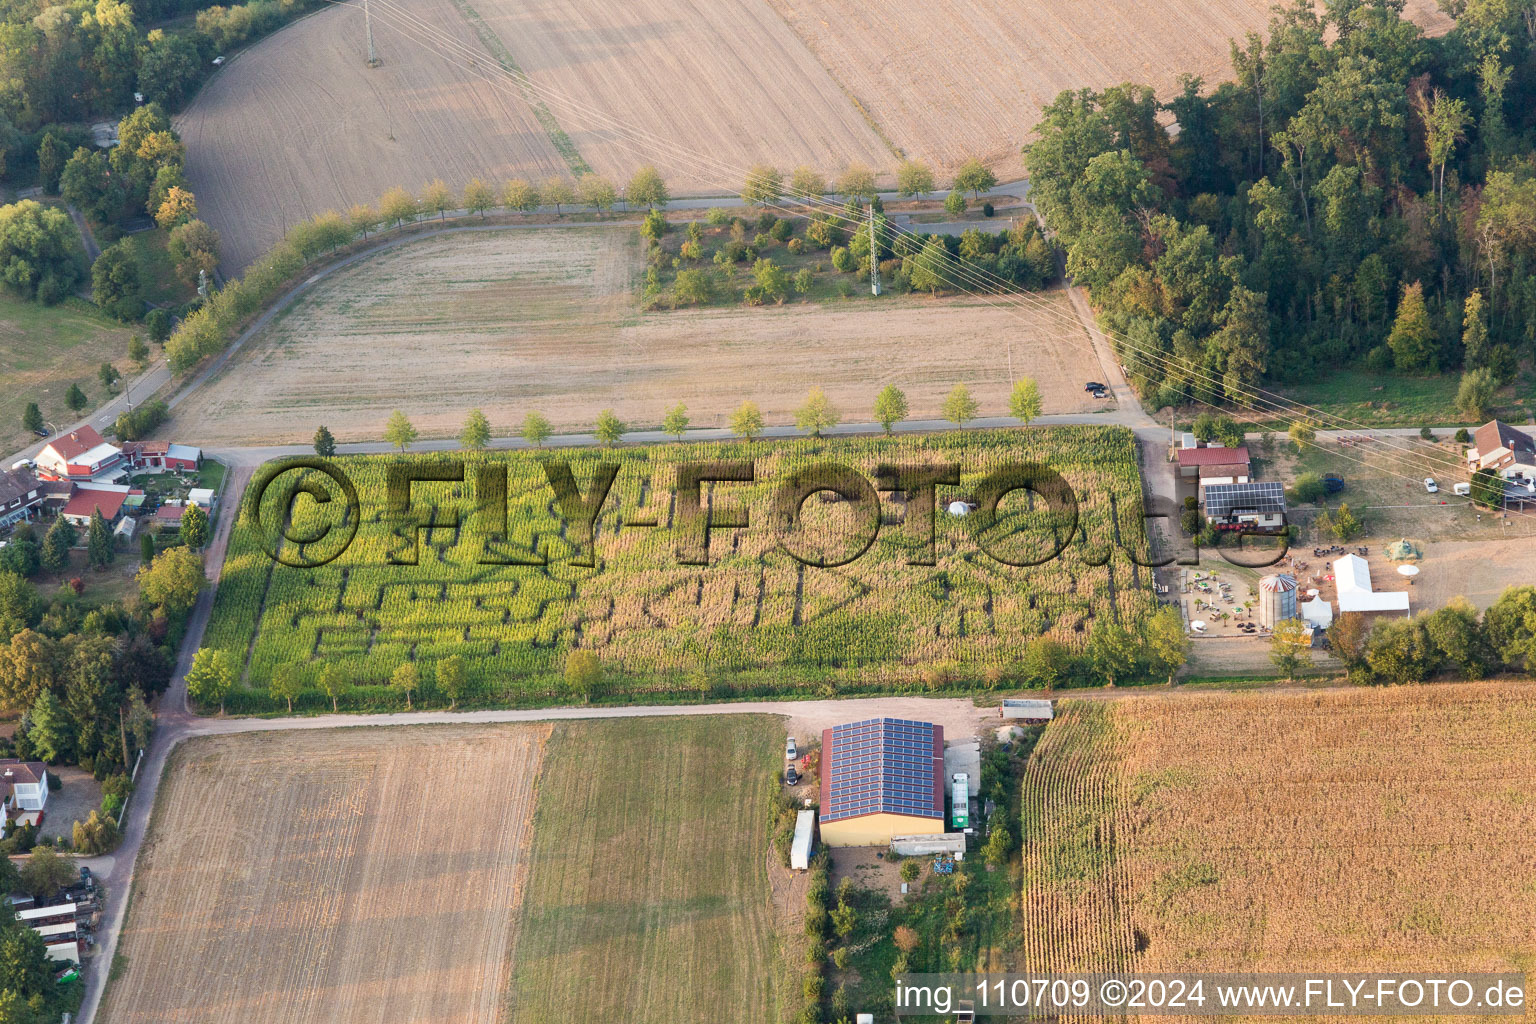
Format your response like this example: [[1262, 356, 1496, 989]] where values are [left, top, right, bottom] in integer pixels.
[[817, 717, 945, 847]]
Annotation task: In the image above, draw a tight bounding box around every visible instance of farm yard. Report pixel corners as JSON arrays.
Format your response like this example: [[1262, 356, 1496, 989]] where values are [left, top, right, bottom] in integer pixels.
[[201, 428, 1153, 709], [175, 0, 569, 271], [168, 228, 1100, 446], [1021, 686, 1536, 975], [97, 724, 550, 1024], [509, 716, 794, 1023]]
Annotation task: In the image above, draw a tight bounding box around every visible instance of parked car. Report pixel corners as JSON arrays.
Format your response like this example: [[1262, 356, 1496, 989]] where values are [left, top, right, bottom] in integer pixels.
[[1423, 478, 1438, 493], [784, 765, 799, 787], [1091, 388, 1110, 399], [31, 428, 48, 438], [1084, 381, 1106, 393], [785, 737, 796, 761], [211, 55, 225, 65]]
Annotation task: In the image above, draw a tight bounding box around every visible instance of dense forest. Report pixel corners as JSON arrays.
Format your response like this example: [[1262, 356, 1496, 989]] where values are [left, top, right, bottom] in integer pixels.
[[1026, 0, 1536, 408]]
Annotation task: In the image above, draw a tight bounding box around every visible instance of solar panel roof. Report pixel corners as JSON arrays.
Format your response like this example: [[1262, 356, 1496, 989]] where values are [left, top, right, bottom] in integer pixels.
[[1204, 481, 1286, 516], [819, 718, 943, 823]]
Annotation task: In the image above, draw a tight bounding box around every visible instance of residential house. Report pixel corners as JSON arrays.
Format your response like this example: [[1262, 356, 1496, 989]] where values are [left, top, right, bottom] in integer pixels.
[[0, 760, 50, 827], [1203, 481, 1287, 532], [34, 427, 125, 483], [1466, 420, 1536, 503], [0, 468, 44, 529], [60, 483, 132, 527]]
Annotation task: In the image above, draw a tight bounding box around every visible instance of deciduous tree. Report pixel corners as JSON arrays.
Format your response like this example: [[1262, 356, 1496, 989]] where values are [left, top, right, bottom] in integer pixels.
[[593, 409, 625, 446], [319, 663, 351, 712], [502, 178, 539, 212], [185, 647, 233, 714], [895, 159, 934, 197], [269, 662, 304, 712], [521, 411, 552, 448], [662, 402, 689, 439], [577, 173, 616, 211], [437, 654, 465, 709], [954, 158, 997, 197], [179, 502, 208, 550], [873, 385, 908, 435], [564, 650, 600, 703], [1009, 377, 1042, 423], [390, 661, 419, 709], [941, 383, 978, 427], [384, 410, 417, 451], [378, 186, 418, 228], [836, 163, 876, 201], [462, 178, 495, 218], [627, 165, 668, 208], [795, 387, 839, 437], [420, 179, 454, 220], [459, 408, 491, 450], [730, 400, 764, 440], [91, 240, 143, 321], [742, 164, 783, 206], [135, 546, 202, 617], [1269, 618, 1312, 680]]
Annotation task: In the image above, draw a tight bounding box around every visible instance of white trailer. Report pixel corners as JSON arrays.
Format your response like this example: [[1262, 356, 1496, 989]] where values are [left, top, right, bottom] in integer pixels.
[[790, 810, 816, 871], [1000, 698, 1054, 722]]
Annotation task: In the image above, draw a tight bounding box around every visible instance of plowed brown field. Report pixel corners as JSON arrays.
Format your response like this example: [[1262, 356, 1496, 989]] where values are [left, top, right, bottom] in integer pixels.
[[766, 0, 1455, 179], [169, 227, 1100, 445], [176, 0, 569, 271], [473, 0, 892, 188], [99, 724, 549, 1024]]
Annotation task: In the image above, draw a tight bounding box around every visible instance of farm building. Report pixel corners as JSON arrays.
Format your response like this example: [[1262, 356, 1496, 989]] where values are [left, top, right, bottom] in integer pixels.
[[1203, 481, 1287, 532], [122, 441, 203, 474], [35, 427, 125, 483], [0, 468, 44, 529], [790, 810, 816, 871], [1000, 699, 1053, 723], [1177, 445, 1250, 479], [59, 484, 133, 527], [818, 718, 945, 847], [1333, 554, 1410, 615]]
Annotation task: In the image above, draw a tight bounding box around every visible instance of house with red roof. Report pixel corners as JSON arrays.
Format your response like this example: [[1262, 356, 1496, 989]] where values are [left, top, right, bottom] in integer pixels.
[[35, 426, 125, 483], [121, 440, 202, 473], [1176, 445, 1251, 479]]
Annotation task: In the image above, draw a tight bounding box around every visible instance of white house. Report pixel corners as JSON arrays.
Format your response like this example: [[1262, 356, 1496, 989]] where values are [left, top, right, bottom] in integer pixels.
[[0, 760, 50, 826]]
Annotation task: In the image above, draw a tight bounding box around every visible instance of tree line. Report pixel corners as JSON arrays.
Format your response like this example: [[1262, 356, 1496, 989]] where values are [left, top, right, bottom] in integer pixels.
[[330, 378, 1047, 456], [1025, 0, 1536, 409]]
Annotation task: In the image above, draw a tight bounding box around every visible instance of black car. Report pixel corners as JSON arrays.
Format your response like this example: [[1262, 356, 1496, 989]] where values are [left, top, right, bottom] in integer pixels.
[[32, 428, 48, 438], [784, 765, 799, 787], [1084, 381, 1106, 393]]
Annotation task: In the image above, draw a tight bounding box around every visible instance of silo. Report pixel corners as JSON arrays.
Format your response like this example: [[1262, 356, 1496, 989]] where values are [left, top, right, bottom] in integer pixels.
[[1257, 574, 1298, 628]]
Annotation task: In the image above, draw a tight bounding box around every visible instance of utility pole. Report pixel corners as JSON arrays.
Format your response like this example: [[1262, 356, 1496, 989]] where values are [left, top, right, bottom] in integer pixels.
[[364, 0, 378, 67], [868, 205, 881, 296]]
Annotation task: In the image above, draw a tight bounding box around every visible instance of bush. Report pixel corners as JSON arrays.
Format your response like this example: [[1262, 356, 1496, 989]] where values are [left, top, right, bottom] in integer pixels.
[[771, 219, 794, 241], [982, 202, 995, 217], [705, 207, 730, 225], [830, 246, 856, 273], [1455, 427, 1471, 443], [1288, 472, 1327, 504]]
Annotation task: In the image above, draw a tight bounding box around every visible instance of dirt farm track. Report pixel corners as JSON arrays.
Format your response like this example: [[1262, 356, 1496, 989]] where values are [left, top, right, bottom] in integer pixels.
[[98, 725, 549, 1024], [179, 0, 1453, 272]]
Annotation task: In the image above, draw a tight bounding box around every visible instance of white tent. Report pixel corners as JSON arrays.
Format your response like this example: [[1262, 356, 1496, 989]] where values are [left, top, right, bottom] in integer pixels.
[[1300, 598, 1333, 629], [1333, 554, 1410, 614]]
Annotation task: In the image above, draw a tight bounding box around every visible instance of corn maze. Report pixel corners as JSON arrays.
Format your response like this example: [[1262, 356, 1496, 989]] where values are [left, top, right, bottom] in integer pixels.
[[204, 428, 1153, 709]]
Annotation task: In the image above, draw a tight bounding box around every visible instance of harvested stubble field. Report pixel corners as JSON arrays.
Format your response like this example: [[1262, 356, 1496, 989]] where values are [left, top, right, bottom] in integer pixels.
[[170, 228, 1098, 446], [175, 0, 569, 271], [509, 716, 794, 1023], [1021, 685, 1536, 984], [99, 724, 550, 1024], [202, 428, 1153, 709], [766, 0, 1453, 179]]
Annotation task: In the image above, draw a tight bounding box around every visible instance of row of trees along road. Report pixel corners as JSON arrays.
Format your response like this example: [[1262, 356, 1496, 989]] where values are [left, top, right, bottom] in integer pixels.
[[1024, 0, 1536, 410], [330, 379, 1047, 455]]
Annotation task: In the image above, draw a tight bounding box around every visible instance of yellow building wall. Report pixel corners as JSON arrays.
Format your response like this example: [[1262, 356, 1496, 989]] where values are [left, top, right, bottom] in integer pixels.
[[819, 812, 944, 848]]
